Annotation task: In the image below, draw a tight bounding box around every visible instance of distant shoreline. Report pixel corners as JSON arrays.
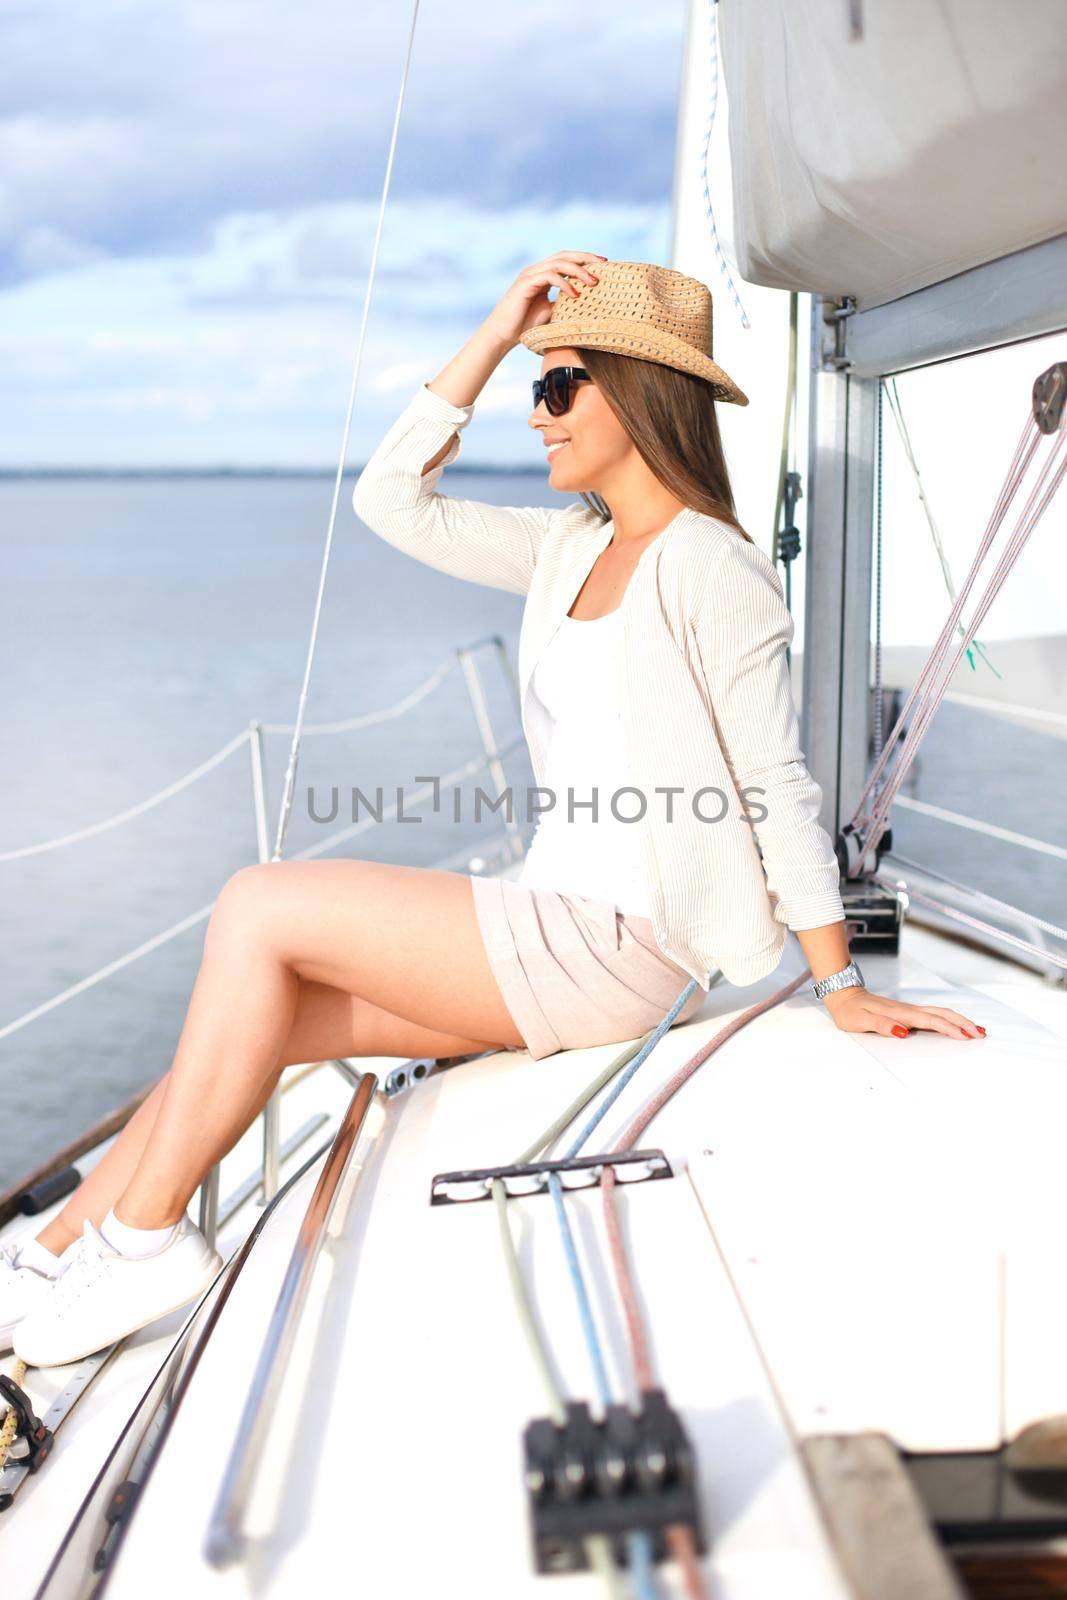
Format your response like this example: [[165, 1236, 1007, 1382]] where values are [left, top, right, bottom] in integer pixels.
[[0, 464, 544, 480]]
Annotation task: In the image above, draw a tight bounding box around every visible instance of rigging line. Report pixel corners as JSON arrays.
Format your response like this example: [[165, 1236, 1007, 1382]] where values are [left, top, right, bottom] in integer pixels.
[[771, 291, 798, 565], [871, 874, 1067, 973], [884, 377, 996, 675], [544, 1170, 658, 1599], [856, 408, 1042, 824], [853, 406, 1039, 820], [853, 411, 1065, 857], [701, 0, 750, 331], [548, 1171, 613, 1412], [601, 1167, 705, 1600], [564, 981, 702, 1160], [491, 1178, 629, 1598], [589, 973, 814, 1600], [882, 849, 1067, 945], [0, 729, 251, 863], [492, 1178, 565, 1425], [615, 970, 811, 1161], [270, 0, 423, 865], [873, 379, 884, 759], [512, 1034, 656, 1167], [857, 422, 1067, 866]]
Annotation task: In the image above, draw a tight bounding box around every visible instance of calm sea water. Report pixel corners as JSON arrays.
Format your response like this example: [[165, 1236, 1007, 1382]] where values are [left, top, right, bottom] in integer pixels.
[[1, 474, 1064, 1188]]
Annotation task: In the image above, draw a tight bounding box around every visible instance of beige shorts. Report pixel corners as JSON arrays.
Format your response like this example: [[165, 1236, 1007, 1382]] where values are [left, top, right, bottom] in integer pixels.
[[469, 874, 709, 1062]]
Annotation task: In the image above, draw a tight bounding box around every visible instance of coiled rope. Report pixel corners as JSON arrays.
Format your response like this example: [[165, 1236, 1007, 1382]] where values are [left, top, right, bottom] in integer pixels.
[[0, 1358, 28, 1473]]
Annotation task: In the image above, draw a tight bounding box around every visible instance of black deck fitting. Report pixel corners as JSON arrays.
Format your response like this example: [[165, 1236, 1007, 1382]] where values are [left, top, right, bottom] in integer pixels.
[[523, 1390, 705, 1573], [0, 1374, 54, 1503], [1033, 361, 1067, 435], [429, 1148, 673, 1206], [838, 878, 904, 955]]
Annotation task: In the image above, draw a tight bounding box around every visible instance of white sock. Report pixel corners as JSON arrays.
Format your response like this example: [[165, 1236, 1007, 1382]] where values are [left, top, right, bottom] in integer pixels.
[[17, 1236, 68, 1278], [100, 1207, 179, 1259]]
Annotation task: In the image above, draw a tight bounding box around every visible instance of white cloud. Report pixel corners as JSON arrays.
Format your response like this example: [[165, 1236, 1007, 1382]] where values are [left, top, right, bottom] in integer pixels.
[[0, 3, 683, 463], [0, 194, 672, 465]]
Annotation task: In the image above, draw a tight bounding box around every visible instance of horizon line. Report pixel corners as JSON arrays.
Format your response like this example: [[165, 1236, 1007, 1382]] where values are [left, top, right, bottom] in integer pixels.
[[0, 462, 546, 480]]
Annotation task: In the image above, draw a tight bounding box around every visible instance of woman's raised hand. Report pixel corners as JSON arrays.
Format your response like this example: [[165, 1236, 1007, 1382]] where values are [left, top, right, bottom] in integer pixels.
[[483, 251, 608, 348]]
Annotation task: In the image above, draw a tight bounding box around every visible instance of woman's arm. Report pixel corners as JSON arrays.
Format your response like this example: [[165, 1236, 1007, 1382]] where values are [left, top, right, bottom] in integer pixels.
[[691, 535, 985, 1042], [352, 322, 553, 597], [353, 252, 607, 597], [688, 533, 843, 927], [795, 921, 984, 1041]]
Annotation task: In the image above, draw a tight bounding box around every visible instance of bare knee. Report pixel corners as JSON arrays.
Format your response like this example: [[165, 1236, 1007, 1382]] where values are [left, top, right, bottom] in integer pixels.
[[207, 864, 276, 946]]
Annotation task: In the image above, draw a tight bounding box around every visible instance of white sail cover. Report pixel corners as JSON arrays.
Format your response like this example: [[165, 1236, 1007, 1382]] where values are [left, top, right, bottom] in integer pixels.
[[716, 0, 1067, 310]]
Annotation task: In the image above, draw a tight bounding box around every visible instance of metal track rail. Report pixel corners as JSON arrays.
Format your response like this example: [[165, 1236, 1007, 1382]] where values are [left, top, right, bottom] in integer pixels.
[[204, 1070, 380, 1567]]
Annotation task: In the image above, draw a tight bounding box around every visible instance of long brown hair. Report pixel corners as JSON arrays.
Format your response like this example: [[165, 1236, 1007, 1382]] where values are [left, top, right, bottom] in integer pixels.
[[572, 346, 753, 545]]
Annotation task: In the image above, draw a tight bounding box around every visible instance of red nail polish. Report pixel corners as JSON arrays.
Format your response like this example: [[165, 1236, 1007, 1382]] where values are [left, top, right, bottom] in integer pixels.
[[892, 1024, 909, 1038], [977, 1026, 987, 1036]]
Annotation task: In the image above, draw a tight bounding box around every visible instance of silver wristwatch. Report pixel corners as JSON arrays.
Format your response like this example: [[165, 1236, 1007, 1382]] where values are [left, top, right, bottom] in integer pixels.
[[812, 959, 866, 1002]]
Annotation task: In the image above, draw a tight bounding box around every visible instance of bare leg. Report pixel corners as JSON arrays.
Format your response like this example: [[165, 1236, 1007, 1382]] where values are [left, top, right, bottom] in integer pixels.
[[84, 862, 521, 1230], [35, 1076, 171, 1254], [34, 1064, 280, 1254]]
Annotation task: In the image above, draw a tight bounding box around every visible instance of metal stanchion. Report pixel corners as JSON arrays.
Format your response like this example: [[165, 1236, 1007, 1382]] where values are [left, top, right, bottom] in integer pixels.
[[249, 719, 281, 1203], [198, 1161, 220, 1253], [457, 640, 525, 863]]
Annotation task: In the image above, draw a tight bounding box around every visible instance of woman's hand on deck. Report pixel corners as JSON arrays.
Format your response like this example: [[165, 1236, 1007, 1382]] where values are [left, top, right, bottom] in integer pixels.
[[821, 988, 986, 1040]]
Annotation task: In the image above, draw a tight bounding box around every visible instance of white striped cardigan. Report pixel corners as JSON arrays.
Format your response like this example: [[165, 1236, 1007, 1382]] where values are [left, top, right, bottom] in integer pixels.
[[353, 380, 845, 990]]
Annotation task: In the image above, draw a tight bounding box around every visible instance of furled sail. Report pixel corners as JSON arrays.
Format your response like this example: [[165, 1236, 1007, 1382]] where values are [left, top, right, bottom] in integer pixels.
[[716, 0, 1067, 309]]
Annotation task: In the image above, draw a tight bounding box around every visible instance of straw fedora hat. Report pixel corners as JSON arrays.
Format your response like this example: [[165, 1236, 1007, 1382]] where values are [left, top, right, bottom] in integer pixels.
[[519, 259, 748, 406]]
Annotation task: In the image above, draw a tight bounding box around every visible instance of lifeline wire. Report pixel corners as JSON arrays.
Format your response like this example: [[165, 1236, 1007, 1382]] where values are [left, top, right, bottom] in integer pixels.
[[271, 0, 423, 864]]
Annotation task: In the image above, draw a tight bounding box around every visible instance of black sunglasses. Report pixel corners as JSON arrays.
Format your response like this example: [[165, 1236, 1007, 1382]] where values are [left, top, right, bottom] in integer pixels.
[[532, 366, 592, 417]]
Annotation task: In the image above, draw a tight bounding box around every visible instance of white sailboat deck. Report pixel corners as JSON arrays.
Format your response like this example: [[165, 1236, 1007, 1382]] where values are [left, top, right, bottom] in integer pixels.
[[7, 919, 1063, 1598]]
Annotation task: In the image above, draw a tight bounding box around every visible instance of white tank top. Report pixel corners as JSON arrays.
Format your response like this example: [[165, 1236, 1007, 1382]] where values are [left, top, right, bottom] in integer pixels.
[[516, 609, 651, 917]]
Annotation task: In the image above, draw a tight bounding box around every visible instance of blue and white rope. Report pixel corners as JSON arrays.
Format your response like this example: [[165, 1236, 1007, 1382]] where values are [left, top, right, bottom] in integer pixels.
[[701, 0, 750, 331]]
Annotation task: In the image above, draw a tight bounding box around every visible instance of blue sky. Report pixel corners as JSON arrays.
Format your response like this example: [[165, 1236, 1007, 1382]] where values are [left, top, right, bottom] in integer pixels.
[[2, 2, 685, 468]]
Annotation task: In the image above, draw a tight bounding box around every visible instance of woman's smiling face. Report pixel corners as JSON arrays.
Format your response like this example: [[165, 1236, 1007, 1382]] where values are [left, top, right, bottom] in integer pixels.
[[528, 347, 632, 493]]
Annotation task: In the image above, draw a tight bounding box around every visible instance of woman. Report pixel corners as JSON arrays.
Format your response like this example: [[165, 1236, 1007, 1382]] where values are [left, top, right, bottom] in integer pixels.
[[2, 253, 983, 1368]]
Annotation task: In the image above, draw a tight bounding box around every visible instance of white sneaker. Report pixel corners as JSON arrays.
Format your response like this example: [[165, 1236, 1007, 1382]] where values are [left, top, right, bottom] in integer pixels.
[[13, 1215, 223, 1368], [0, 1234, 79, 1353]]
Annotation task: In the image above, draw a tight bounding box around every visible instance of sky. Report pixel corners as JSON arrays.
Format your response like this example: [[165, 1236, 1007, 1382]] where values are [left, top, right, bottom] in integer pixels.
[[1, 2, 686, 468]]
